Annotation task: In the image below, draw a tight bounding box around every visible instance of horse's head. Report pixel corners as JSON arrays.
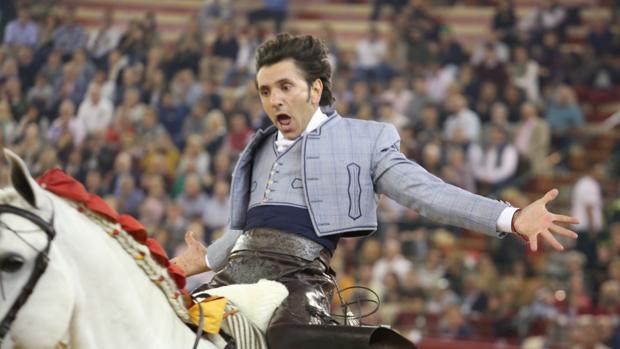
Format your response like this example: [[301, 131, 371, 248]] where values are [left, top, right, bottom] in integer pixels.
[[0, 149, 73, 349]]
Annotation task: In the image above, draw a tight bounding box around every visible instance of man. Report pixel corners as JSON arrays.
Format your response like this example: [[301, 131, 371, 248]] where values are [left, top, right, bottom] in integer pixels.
[[3, 6, 38, 47], [172, 33, 578, 346]]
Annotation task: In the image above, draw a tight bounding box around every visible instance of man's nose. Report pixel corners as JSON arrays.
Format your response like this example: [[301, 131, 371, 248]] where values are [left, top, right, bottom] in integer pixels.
[[269, 90, 284, 106]]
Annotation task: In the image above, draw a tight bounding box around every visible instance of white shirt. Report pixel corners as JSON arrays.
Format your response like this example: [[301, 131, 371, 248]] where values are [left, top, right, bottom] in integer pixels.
[[444, 108, 482, 143], [275, 107, 328, 152], [77, 96, 114, 134], [469, 143, 519, 184], [571, 175, 603, 232], [356, 38, 387, 68]]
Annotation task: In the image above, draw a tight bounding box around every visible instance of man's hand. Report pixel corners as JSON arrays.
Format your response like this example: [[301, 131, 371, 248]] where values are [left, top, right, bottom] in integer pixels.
[[513, 188, 579, 251], [170, 231, 211, 277]]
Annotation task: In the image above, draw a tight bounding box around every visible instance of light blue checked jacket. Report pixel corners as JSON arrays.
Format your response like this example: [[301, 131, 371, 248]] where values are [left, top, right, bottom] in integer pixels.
[[207, 110, 509, 271]]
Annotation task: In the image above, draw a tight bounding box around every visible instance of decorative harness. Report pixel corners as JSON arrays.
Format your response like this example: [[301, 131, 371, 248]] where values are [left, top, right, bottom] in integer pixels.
[[0, 203, 55, 345]]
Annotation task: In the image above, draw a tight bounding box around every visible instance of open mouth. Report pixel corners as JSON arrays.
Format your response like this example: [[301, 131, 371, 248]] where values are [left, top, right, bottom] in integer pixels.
[[276, 113, 293, 131]]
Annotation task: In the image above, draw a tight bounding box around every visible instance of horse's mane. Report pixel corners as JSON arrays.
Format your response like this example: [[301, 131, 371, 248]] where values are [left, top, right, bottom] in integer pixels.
[[29, 169, 191, 322]]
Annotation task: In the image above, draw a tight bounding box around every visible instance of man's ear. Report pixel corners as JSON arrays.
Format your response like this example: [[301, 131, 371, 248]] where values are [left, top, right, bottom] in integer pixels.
[[311, 79, 323, 106]]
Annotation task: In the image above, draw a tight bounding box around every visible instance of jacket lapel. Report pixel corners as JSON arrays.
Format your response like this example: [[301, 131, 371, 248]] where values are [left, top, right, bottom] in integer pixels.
[[229, 126, 278, 229]]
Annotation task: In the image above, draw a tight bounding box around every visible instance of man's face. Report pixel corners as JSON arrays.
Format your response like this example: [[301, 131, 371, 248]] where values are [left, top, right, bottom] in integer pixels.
[[256, 59, 322, 140]]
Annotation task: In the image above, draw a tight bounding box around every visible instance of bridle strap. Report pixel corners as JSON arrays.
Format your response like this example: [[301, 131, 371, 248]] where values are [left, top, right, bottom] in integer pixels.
[[0, 204, 55, 344]]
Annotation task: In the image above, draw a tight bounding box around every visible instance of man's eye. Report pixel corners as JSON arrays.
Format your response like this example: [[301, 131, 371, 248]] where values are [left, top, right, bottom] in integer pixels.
[[282, 85, 291, 91], [260, 90, 269, 97]]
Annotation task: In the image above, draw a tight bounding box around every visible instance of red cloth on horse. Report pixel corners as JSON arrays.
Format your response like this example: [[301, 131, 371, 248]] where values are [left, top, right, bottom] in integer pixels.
[[146, 238, 170, 267], [86, 194, 119, 222], [118, 214, 148, 244], [37, 169, 90, 203]]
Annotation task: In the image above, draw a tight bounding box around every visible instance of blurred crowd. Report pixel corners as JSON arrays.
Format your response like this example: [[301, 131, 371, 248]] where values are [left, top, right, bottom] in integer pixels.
[[0, 0, 619, 347]]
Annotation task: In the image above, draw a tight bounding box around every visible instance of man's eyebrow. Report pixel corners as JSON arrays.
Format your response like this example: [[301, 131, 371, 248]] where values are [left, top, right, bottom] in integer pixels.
[[258, 78, 294, 90]]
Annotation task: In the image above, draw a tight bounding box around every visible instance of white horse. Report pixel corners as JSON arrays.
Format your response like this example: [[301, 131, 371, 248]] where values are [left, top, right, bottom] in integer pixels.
[[0, 149, 224, 349]]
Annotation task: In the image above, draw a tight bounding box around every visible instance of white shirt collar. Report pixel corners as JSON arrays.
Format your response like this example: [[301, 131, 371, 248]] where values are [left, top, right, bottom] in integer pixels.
[[275, 108, 327, 152]]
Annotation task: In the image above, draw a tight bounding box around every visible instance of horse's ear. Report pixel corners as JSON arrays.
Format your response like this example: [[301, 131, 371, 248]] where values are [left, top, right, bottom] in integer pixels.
[[4, 148, 45, 208]]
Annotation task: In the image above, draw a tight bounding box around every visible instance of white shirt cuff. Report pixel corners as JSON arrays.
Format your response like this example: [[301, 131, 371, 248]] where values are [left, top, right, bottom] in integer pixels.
[[204, 254, 211, 269], [497, 207, 519, 233]]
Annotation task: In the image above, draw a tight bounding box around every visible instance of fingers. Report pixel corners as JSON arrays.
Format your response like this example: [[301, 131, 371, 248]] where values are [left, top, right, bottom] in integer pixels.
[[542, 188, 559, 203], [530, 234, 538, 252], [550, 224, 578, 239], [541, 230, 564, 251], [552, 214, 580, 225], [185, 231, 196, 245]]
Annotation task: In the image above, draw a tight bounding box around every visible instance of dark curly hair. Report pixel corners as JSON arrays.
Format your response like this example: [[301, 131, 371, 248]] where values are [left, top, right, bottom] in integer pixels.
[[255, 33, 335, 107]]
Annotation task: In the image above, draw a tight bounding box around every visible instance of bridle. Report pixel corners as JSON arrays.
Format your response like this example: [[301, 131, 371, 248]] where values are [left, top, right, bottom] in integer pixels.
[[0, 203, 55, 345]]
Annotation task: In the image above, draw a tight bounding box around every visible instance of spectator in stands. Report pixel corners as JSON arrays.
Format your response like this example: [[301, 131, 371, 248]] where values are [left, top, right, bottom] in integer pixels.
[[27, 73, 53, 113], [139, 174, 169, 229], [157, 91, 189, 148], [535, 31, 564, 88], [114, 173, 144, 217], [3, 6, 38, 48], [474, 44, 509, 90], [469, 124, 519, 194], [444, 94, 481, 145], [378, 101, 408, 130], [53, 62, 88, 106], [424, 61, 457, 103], [200, 0, 235, 34], [247, 0, 288, 33], [202, 109, 227, 157], [72, 48, 96, 84], [572, 164, 606, 267], [52, 7, 87, 59], [87, 10, 122, 67], [212, 21, 239, 63], [370, 0, 408, 21], [39, 49, 63, 85], [382, 76, 413, 117], [0, 99, 16, 143], [587, 20, 614, 57], [405, 27, 431, 70], [519, 0, 567, 39], [226, 111, 253, 157], [405, 78, 434, 126], [176, 173, 208, 221], [48, 99, 85, 149], [372, 238, 413, 285], [441, 146, 476, 193], [437, 29, 467, 67], [16, 46, 36, 90], [474, 81, 501, 124], [77, 83, 114, 135], [492, 0, 518, 45], [514, 102, 551, 176], [5, 77, 28, 119], [355, 25, 391, 84], [142, 11, 161, 49], [202, 179, 231, 234], [509, 46, 540, 102], [470, 30, 510, 66], [545, 85, 585, 152], [118, 20, 149, 64]]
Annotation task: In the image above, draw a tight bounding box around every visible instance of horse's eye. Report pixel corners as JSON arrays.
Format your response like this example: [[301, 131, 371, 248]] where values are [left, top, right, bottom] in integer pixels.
[[0, 253, 25, 273]]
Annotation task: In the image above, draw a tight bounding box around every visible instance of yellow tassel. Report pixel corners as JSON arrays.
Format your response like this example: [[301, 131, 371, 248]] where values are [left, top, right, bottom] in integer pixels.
[[188, 296, 228, 334]]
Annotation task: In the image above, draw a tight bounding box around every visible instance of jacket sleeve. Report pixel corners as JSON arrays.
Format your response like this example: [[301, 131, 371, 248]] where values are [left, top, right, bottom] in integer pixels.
[[206, 229, 243, 272], [371, 123, 509, 237]]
